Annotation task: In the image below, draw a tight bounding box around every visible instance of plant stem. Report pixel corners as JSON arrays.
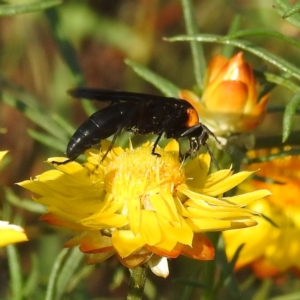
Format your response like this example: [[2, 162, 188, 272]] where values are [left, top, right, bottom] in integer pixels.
[[127, 265, 148, 300]]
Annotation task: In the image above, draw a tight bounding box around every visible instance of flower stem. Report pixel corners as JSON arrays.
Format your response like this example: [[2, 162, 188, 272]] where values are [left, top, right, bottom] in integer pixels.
[[201, 232, 220, 300], [127, 265, 148, 300]]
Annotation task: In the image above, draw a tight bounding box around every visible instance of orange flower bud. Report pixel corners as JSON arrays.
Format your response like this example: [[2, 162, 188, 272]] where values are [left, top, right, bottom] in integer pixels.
[[180, 52, 269, 134]]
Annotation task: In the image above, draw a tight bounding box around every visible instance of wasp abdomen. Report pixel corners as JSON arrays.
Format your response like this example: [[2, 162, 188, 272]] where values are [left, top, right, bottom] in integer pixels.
[[66, 103, 133, 160]]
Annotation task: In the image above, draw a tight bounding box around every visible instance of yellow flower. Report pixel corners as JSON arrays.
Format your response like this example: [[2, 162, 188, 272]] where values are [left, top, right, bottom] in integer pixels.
[[223, 150, 300, 278], [179, 52, 269, 134], [0, 151, 28, 247], [0, 221, 28, 247], [18, 141, 269, 277]]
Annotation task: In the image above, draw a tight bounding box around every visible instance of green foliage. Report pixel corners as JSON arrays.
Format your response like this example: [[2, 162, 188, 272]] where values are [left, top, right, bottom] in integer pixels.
[[0, 0, 300, 299]]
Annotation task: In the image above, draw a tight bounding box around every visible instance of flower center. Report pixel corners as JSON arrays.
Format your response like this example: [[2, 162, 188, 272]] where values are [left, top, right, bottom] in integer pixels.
[[104, 145, 185, 204]]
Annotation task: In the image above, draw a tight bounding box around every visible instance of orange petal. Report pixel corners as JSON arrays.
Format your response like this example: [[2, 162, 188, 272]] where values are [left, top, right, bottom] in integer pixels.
[[181, 233, 215, 260], [80, 231, 113, 253], [63, 235, 82, 247], [146, 243, 184, 258], [205, 54, 229, 85], [118, 248, 153, 268], [251, 258, 280, 278], [40, 213, 87, 231], [205, 81, 248, 113], [241, 93, 269, 130], [87, 252, 115, 264]]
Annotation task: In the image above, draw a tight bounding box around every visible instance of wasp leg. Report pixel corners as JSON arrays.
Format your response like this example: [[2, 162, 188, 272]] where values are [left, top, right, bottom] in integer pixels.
[[100, 125, 125, 162], [101, 103, 142, 162], [50, 158, 75, 166], [151, 131, 164, 157], [201, 124, 221, 146], [203, 143, 220, 170]]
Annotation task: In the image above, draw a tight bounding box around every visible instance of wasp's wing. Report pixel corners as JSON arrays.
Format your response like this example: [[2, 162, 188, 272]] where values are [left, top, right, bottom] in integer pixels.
[[68, 88, 186, 105]]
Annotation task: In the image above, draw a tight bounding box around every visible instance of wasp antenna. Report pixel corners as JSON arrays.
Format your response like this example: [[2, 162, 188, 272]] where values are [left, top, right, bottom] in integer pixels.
[[203, 143, 220, 170], [202, 124, 222, 146]]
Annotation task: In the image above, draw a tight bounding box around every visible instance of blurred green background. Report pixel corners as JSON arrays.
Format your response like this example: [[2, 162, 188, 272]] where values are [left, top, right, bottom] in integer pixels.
[[0, 0, 300, 299]]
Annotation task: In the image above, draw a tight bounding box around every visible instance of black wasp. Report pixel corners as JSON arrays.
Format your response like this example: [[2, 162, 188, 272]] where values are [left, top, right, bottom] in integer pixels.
[[55, 88, 220, 169]]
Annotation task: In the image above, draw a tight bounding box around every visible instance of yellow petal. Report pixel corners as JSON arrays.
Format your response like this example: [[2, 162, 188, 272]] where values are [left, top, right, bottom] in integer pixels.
[[186, 218, 233, 232], [149, 193, 180, 222], [0, 151, 8, 162], [112, 230, 145, 258], [201, 171, 253, 196], [128, 197, 141, 235], [140, 210, 162, 245], [80, 231, 113, 253], [0, 221, 28, 247], [223, 189, 271, 206]]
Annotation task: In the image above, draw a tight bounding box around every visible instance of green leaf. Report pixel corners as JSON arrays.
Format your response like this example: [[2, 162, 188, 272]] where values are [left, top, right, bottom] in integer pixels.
[[181, 0, 206, 90], [5, 188, 46, 214], [23, 255, 40, 298], [7, 245, 23, 300], [283, 91, 300, 141], [125, 59, 181, 97], [167, 34, 300, 81], [55, 248, 85, 299], [0, 0, 62, 16], [273, 0, 300, 29], [222, 15, 242, 58], [45, 248, 69, 300], [214, 238, 241, 299], [221, 29, 300, 51], [28, 129, 67, 153], [282, 1, 300, 19], [264, 72, 299, 93], [0, 77, 70, 143], [45, 8, 95, 116]]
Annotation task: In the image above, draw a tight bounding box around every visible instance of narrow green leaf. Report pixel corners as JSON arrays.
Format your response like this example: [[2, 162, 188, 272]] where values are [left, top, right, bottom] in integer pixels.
[[222, 15, 242, 58], [166, 34, 300, 81], [214, 238, 241, 299], [282, 1, 300, 19], [282, 91, 300, 141], [45, 8, 95, 116], [23, 255, 39, 298], [0, 80, 69, 141], [5, 188, 46, 214], [125, 59, 181, 97], [270, 291, 300, 300], [55, 248, 85, 299], [253, 278, 272, 300], [7, 245, 23, 300], [0, 0, 62, 16], [268, 105, 300, 114], [181, 0, 206, 89], [273, 0, 300, 29], [264, 72, 299, 93], [52, 113, 76, 136], [221, 29, 300, 51], [45, 248, 69, 300], [27, 129, 67, 153]]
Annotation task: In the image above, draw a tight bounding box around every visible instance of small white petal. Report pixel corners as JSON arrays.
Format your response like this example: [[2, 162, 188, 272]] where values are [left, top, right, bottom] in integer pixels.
[[148, 255, 169, 278]]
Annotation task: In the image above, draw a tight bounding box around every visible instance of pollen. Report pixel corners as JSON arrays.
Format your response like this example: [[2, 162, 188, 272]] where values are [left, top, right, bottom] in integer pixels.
[[104, 143, 185, 202]]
